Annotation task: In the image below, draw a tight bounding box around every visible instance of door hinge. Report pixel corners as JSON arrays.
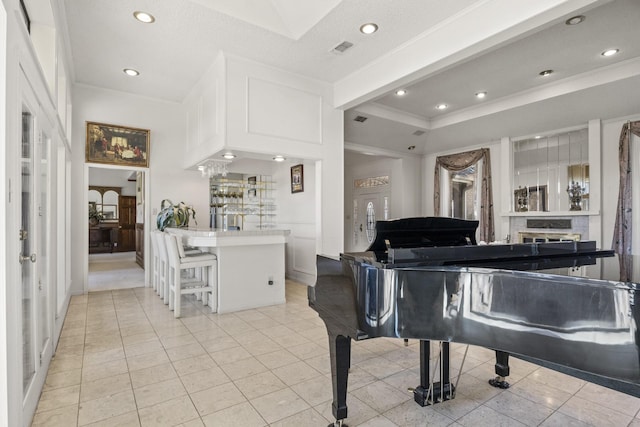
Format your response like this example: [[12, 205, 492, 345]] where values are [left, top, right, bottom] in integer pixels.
[[38, 279, 42, 291], [19, 229, 28, 240], [39, 352, 42, 367], [38, 205, 43, 217], [8, 178, 11, 203]]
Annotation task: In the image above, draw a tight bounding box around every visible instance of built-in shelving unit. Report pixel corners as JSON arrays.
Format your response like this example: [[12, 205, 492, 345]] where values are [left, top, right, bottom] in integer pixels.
[[209, 174, 276, 230]]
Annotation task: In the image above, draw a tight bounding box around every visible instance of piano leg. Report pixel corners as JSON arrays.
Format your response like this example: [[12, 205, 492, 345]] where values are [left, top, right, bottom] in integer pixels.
[[328, 332, 351, 426], [488, 350, 511, 389], [413, 340, 455, 406]]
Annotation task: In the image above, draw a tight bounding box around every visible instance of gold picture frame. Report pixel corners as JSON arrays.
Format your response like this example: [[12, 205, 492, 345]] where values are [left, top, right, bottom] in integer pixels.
[[86, 121, 150, 167]]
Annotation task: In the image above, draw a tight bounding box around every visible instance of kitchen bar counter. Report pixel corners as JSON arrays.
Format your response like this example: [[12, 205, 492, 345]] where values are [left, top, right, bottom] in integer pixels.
[[168, 228, 290, 313]]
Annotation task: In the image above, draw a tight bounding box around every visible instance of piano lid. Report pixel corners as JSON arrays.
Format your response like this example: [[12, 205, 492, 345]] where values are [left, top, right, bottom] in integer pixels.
[[367, 217, 478, 260]]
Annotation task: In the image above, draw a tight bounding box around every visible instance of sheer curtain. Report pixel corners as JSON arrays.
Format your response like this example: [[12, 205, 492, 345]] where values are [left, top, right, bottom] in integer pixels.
[[434, 148, 494, 243], [613, 120, 640, 254]]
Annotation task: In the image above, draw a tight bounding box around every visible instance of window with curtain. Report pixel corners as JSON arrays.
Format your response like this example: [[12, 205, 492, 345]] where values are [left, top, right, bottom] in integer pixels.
[[613, 120, 640, 255], [434, 148, 494, 243]]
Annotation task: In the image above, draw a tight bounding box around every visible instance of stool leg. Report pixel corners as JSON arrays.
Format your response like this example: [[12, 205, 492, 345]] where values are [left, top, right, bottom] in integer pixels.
[[168, 267, 174, 311], [209, 262, 217, 313], [174, 268, 181, 318], [164, 267, 171, 305]]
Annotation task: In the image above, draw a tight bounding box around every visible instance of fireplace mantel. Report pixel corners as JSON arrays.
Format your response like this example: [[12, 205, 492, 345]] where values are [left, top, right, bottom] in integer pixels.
[[501, 210, 600, 217]]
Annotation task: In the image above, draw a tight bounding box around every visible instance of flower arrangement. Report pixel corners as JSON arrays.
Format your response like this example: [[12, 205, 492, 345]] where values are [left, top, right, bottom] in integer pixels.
[[88, 203, 104, 225], [156, 199, 197, 231]]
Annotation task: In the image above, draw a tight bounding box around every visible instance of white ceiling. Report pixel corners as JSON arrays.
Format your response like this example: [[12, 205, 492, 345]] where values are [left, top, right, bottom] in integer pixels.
[[59, 0, 640, 157]]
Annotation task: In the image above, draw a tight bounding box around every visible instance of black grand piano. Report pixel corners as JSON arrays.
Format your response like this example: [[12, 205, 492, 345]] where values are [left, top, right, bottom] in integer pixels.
[[308, 217, 640, 426]]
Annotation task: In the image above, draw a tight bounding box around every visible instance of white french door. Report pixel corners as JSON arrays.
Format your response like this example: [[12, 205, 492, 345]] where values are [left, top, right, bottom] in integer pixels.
[[19, 71, 54, 420]]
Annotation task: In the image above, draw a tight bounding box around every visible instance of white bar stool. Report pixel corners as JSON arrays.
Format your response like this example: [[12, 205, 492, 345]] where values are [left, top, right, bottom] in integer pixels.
[[164, 233, 217, 317]]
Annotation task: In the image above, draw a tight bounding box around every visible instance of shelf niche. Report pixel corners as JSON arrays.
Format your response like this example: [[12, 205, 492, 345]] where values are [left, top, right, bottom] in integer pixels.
[[209, 173, 276, 230]]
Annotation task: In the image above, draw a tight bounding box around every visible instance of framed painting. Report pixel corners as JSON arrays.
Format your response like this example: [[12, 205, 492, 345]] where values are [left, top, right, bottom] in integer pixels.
[[514, 185, 547, 212], [528, 185, 547, 212], [291, 164, 303, 193], [86, 121, 150, 167]]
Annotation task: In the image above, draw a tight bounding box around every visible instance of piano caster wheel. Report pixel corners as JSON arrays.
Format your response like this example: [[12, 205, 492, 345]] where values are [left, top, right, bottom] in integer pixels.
[[489, 376, 510, 389], [329, 420, 347, 427]]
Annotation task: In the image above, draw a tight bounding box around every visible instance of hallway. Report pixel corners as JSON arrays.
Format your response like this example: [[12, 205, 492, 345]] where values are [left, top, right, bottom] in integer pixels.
[[88, 252, 144, 292]]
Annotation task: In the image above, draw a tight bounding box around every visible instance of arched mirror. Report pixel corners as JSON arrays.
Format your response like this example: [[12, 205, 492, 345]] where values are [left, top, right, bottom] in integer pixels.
[[102, 190, 119, 220], [89, 186, 120, 223], [88, 189, 101, 205]]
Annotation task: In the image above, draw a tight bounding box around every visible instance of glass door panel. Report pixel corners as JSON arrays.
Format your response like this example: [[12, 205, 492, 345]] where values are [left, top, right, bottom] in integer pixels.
[[39, 130, 50, 354], [21, 105, 36, 395]]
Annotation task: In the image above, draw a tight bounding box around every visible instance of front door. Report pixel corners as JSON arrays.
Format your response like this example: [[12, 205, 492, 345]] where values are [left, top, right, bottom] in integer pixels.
[[353, 193, 388, 252]]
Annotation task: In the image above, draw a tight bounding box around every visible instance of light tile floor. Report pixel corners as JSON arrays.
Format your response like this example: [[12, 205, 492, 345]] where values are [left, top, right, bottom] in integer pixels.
[[32, 281, 640, 426], [88, 252, 145, 292]]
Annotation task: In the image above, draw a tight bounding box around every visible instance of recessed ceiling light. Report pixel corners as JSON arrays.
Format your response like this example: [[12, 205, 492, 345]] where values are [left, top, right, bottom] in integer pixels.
[[602, 48, 619, 57], [133, 11, 155, 23], [565, 15, 585, 25], [360, 23, 378, 34], [539, 69, 553, 77], [435, 104, 448, 110], [123, 68, 139, 76], [395, 89, 407, 96], [273, 155, 285, 162], [475, 91, 487, 99], [222, 152, 236, 159]]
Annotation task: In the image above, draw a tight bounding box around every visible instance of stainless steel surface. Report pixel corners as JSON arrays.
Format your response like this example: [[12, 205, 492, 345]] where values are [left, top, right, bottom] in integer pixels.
[[342, 256, 640, 384]]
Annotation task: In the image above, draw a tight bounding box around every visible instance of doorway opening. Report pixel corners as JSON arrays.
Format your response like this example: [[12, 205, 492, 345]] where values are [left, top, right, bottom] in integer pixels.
[[87, 165, 147, 292]]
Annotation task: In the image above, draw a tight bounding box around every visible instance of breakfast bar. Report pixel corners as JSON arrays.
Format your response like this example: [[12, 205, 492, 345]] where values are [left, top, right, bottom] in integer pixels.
[[169, 227, 290, 313]]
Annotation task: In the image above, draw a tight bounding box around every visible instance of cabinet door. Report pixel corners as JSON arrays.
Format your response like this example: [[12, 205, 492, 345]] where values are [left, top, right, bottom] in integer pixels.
[[135, 223, 144, 267]]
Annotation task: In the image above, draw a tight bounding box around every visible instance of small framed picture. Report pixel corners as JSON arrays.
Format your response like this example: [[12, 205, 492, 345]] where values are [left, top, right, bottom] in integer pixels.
[[248, 176, 257, 185], [291, 164, 303, 193], [248, 189, 257, 197]]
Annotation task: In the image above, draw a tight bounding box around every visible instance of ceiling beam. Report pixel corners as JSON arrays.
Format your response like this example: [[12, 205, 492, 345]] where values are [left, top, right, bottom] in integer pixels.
[[333, 0, 606, 110], [354, 102, 430, 130], [431, 56, 640, 129]]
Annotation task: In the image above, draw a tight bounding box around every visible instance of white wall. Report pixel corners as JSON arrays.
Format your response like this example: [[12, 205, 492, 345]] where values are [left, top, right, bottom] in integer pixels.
[[184, 52, 344, 258], [275, 161, 316, 285], [71, 85, 208, 294], [89, 168, 136, 196], [0, 3, 8, 424]]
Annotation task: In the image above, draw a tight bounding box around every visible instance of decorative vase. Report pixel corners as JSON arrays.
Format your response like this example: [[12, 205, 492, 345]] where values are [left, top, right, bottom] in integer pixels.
[[567, 181, 584, 211]]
